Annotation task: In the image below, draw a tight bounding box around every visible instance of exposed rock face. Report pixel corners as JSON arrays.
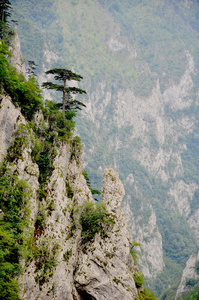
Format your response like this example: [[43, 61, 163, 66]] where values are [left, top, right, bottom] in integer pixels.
[[9, 1, 199, 295], [36, 39, 199, 295], [123, 201, 164, 278], [169, 180, 197, 217], [8, 33, 26, 76], [0, 95, 25, 163], [175, 252, 199, 299], [75, 169, 137, 299], [77, 50, 198, 287], [0, 94, 139, 299], [189, 210, 199, 246]]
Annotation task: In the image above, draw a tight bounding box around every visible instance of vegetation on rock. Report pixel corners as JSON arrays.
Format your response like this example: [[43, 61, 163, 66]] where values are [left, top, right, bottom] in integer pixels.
[[80, 201, 114, 244], [0, 0, 12, 40], [0, 167, 32, 300], [178, 284, 199, 300], [0, 19, 86, 296], [42, 68, 86, 118]]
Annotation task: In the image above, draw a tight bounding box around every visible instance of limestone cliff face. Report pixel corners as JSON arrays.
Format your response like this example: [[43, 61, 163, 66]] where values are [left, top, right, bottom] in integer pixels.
[[10, 0, 199, 295], [175, 252, 199, 299], [75, 50, 199, 286], [8, 33, 26, 76], [123, 202, 164, 279], [0, 94, 139, 299], [75, 169, 137, 299], [0, 94, 26, 163], [34, 40, 199, 294]]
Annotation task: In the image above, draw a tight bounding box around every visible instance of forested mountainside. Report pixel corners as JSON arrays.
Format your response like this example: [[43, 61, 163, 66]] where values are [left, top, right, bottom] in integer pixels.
[[10, 0, 199, 298]]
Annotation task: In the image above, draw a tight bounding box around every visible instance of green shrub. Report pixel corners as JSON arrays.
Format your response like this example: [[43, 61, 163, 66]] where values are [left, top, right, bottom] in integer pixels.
[[66, 186, 74, 199], [134, 272, 144, 288], [179, 283, 199, 299], [70, 136, 83, 160], [44, 100, 75, 142], [63, 249, 72, 261], [34, 239, 59, 287], [186, 278, 199, 287], [133, 272, 157, 299], [0, 167, 31, 299], [136, 287, 157, 300], [196, 261, 199, 275], [0, 41, 43, 120], [130, 241, 142, 264], [80, 201, 114, 244]]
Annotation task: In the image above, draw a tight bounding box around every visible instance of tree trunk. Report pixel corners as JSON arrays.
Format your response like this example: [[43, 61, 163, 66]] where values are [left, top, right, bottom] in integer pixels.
[[63, 78, 66, 118]]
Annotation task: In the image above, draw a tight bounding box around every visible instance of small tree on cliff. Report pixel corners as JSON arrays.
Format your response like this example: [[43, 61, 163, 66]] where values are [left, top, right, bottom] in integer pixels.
[[42, 68, 86, 118], [0, 0, 12, 39]]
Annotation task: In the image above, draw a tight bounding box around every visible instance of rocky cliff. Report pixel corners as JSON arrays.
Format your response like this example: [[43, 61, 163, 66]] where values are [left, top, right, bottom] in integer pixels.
[[175, 253, 199, 299], [0, 93, 143, 299], [0, 35, 155, 299], [75, 50, 198, 289], [9, 0, 199, 297]]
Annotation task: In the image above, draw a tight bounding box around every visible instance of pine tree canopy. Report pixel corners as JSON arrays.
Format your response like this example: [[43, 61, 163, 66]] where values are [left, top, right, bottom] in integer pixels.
[[42, 68, 86, 117]]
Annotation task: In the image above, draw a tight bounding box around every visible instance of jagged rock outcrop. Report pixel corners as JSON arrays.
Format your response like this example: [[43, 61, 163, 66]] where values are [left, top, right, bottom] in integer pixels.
[[8, 33, 26, 76], [75, 169, 138, 299], [0, 31, 145, 300], [0, 94, 140, 300], [10, 1, 199, 296], [0, 94, 26, 163]]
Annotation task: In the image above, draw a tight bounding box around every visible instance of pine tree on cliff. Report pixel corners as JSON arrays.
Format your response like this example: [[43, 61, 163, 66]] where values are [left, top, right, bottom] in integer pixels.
[[42, 68, 86, 118], [0, 0, 12, 39]]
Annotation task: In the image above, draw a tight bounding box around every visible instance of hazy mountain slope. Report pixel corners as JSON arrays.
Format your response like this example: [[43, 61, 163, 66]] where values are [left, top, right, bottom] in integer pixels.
[[10, 0, 199, 298]]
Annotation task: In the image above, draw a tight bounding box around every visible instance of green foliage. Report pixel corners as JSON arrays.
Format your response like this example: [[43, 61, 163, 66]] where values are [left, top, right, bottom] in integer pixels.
[[181, 114, 199, 185], [80, 201, 114, 244], [42, 68, 86, 117], [159, 281, 179, 300], [186, 278, 199, 287], [17, 76, 43, 120], [30, 101, 77, 193], [70, 136, 83, 161], [0, 0, 12, 40], [149, 204, 197, 296], [196, 261, 199, 275], [63, 249, 72, 262], [134, 272, 145, 288], [44, 100, 75, 142], [35, 142, 56, 184], [66, 186, 74, 199], [82, 170, 101, 199], [136, 287, 157, 300], [34, 239, 59, 287], [7, 137, 23, 161], [0, 38, 82, 297], [8, 0, 199, 297], [0, 41, 43, 120], [178, 283, 199, 300], [134, 272, 157, 300], [130, 241, 142, 264], [0, 167, 31, 299], [7, 123, 34, 162]]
